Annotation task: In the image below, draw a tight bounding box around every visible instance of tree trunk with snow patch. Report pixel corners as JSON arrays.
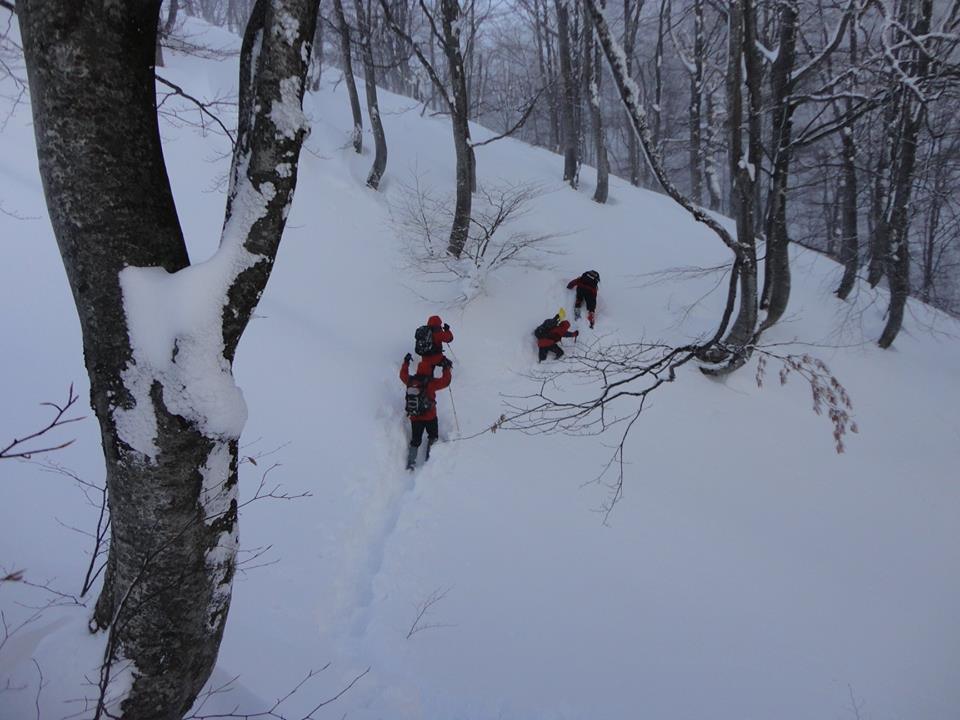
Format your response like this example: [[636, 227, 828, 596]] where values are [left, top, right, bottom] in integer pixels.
[[18, 1, 318, 717]]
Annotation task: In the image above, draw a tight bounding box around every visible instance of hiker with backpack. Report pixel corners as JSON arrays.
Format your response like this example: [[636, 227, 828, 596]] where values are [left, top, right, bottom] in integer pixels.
[[414, 315, 454, 371], [533, 308, 579, 362], [400, 352, 453, 470], [567, 270, 600, 328]]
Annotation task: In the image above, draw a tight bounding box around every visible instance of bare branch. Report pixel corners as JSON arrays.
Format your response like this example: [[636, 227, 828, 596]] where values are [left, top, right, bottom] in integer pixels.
[[156, 74, 236, 145], [0, 385, 84, 461]]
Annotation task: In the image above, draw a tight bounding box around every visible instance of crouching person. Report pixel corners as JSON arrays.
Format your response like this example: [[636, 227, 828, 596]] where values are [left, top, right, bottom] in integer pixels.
[[567, 270, 600, 328], [533, 309, 579, 362], [400, 353, 453, 470]]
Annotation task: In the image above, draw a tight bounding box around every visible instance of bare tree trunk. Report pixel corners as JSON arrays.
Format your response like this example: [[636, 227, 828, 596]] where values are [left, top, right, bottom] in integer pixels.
[[867, 21, 901, 289], [542, 0, 562, 150], [623, 0, 643, 186], [688, 0, 704, 205], [583, 4, 608, 203], [441, 0, 475, 256], [164, 0, 180, 34], [878, 0, 932, 348], [722, 0, 760, 353], [704, 86, 723, 211], [835, 20, 859, 301], [555, 0, 579, 187], [652, 0, 666, 158], [354, 0, 388, 188], [758, 0, 798, 330], [919, 136, 946, 304], [334, 0, 364, 153], [19, 1, 318, 717], [533, 0, 560, 151]]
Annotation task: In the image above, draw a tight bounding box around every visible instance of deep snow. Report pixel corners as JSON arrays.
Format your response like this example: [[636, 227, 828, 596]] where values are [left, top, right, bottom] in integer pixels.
[[2, 18, 960, 720]]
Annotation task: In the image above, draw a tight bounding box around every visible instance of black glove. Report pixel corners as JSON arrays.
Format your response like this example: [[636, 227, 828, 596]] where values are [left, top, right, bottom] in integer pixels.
[[440, 357, 453, 369], [443, 323, 450, 332], [404, 353, 412, 363], [573, 331, 580, 337]]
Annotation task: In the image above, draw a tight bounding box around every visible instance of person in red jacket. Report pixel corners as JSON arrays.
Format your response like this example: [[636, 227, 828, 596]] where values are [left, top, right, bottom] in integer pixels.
[[400, 354, 453, 470], [535, 315, 579, 362], [567, 270, 600, 328], [417, 315, 454, 371]]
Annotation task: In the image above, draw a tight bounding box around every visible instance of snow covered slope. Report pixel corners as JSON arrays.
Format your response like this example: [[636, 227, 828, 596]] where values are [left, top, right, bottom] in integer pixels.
[[2, 19, 960, 720]]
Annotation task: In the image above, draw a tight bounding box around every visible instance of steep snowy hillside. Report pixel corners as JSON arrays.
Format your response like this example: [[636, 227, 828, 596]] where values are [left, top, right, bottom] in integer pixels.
[[2, 19, 960, 720]]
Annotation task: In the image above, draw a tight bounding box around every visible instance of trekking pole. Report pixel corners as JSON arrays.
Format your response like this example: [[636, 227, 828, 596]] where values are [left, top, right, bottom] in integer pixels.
[[448, 385, 461, 435], [445, 342, 459, 362]]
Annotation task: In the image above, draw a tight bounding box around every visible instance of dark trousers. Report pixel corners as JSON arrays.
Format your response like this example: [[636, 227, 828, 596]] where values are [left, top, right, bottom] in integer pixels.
[[418, 351, 445, 371], [538, 344, 564, 362], [410, 417, 439, 447], [574, 287, 597, 312]]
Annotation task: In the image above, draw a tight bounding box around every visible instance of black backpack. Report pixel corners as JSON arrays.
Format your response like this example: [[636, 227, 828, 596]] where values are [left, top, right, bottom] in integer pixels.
[[405, 378, 434, 417], [533, 317, 559, 339], [414, 325, 436, 356], [582, 270, 600, 287]]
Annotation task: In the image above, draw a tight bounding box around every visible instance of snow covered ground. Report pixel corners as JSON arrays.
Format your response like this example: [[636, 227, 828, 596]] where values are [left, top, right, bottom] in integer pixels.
[[2, 19, 960, 720]]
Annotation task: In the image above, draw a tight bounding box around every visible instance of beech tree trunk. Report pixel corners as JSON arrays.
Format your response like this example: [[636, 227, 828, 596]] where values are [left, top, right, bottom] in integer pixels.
[[704, 86, 723, 211], [583, 6, 608, 203], [721, 0, 760, 353], [334, 0, 364, 153], [835, 20, 860, 301], [19, 2, 318, 717], [688, 0, 704, 206], [652, 0, 666, 157], [758, 0, 798, 330], [622, 0, 642, 186], [354, 0, 388, 189], [555, 0, 579, 187], [441, 0, 475, 257]]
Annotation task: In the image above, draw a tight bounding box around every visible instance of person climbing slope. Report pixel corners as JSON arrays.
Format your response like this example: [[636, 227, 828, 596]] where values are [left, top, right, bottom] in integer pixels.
[[400, 353, 453, 470], [533, 308, 578, 362], [567, 270, 600, 328], [414, 315, 454, 371]]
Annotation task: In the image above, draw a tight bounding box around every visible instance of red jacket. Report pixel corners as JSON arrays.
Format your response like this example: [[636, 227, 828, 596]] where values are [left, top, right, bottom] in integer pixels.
[[426, 315, 454, 354], [400, 360, 452, 421], [567, 277, 598, 295], [536, 320, 578, 348], [431, 327, 453, 349]]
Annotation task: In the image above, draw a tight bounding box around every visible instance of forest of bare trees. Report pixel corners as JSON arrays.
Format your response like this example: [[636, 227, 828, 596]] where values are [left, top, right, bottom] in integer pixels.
[[295, 0, 960, 346]]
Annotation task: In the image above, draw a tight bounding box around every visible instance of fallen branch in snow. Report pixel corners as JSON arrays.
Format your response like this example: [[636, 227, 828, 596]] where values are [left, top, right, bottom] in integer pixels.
[[185, 664, 371, 719], [0, 385, 84, 461]]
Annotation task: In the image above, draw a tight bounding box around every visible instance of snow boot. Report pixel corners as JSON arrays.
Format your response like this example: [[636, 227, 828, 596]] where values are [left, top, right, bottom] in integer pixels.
[[406, 445, 418, 471], [424, 437, 436, 462], [574, 306, 581, 320], [588, 311, 595, 329]]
